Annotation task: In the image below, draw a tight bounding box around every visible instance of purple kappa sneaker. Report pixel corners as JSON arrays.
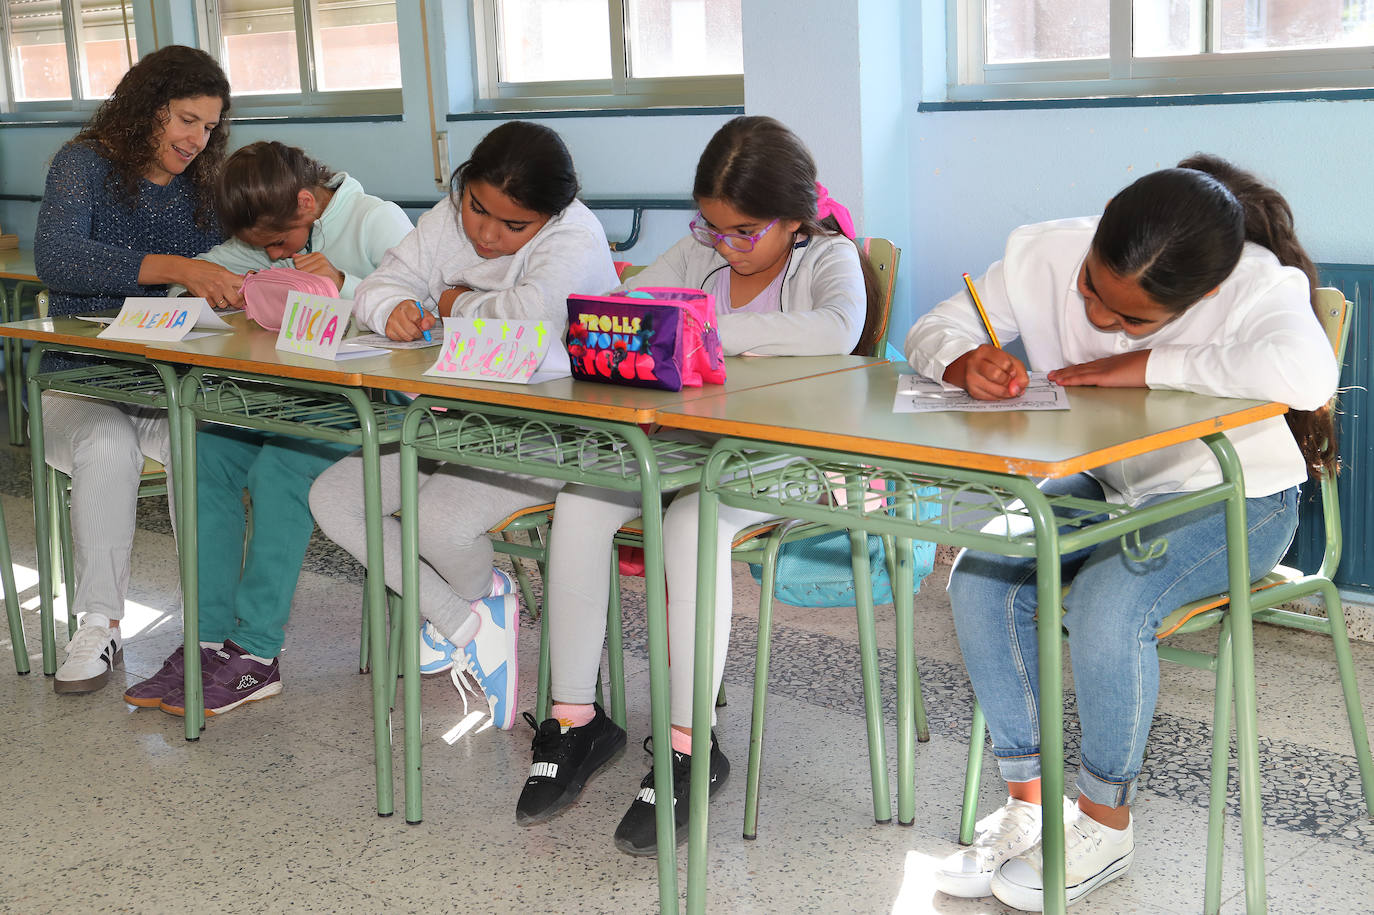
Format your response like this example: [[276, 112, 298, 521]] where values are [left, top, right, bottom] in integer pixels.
[[123, 644, 215, 708], [159, 640, 282, 717]]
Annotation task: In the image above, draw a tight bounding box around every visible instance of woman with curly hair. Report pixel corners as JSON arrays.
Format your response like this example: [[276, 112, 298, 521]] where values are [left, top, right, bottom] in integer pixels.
[[34, 44, 238, 696]]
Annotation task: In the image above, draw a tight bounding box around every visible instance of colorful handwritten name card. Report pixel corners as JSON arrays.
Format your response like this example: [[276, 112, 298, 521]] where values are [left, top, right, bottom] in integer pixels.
[[274, 292, 383, 360], [423, 317, 570, 384], [98, 297, 232, 342]]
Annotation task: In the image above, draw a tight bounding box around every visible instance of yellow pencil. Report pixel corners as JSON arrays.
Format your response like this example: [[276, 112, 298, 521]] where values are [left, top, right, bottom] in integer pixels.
[[962, 272, 1001, 349]]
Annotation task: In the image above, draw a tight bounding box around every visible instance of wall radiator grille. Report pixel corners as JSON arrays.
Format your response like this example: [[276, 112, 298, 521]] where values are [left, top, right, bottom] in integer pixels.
[[1286, 265, 1373, 592]]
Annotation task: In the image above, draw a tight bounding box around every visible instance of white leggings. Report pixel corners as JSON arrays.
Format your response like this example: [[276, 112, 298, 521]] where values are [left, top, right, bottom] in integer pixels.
[[546, 482, 775, 728], [309, 448, 561, 641], [40, 392, 174, 621]]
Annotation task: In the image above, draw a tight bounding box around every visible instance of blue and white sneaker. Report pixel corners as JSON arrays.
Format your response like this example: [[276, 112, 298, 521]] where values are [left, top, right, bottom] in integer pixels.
[[419, 621, 458, 676], [418, 569, 515, 676], [456, 590, 519, 730]]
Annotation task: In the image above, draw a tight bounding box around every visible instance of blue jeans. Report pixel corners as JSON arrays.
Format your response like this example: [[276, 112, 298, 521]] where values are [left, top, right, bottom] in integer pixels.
[[947, 473, 1299, 808]]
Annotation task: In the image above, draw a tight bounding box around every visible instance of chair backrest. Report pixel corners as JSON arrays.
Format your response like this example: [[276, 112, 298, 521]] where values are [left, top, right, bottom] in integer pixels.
[[1307, 287, 1353, 579], [853, 236, 900, 358]]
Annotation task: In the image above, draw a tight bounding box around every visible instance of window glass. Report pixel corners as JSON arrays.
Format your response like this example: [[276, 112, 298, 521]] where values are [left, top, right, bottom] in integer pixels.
[[985, 0, 1109, 63], [1216, 0, 1374, 52], [217, 0, 302, 94], [76, 0, 136, 98], [9, 0, 71, 101], [313, 0, 401, 91], [624, 0, 742, 78], [496, 0, 611, 82]]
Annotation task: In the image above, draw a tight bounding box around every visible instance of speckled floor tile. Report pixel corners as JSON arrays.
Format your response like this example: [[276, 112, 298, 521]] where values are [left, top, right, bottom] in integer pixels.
[[1, 428, 1373, 913]]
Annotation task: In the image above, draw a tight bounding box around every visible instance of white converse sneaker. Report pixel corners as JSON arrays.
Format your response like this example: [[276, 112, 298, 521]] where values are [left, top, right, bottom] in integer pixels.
[[990, 804, 1134, 911], [934, 797, 1061, 898], [54, 616, 123, 694]]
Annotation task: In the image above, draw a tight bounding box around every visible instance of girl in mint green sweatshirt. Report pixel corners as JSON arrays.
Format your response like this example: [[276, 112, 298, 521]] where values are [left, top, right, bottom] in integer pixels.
[[130, 141, 413, 717]]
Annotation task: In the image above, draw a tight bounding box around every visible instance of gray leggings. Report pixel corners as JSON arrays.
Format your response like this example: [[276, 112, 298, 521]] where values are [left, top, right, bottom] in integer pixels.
[[40, 391, 175, 621], [309, 447, 561, 641]]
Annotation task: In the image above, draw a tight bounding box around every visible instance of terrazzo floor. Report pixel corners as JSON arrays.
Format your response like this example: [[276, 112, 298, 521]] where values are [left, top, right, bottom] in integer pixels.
[[1, 444, 1372, 913]]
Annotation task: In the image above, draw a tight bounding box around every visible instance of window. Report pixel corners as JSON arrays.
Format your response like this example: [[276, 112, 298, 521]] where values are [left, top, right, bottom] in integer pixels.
[[0, 0, 138, 111], [204, 0, 402, 114], [471, 0, 743, 111], [951, 0, 1374, 101]]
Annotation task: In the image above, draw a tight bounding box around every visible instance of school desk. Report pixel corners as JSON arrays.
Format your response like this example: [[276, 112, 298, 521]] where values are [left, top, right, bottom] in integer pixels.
[[0, 249, 42, 445], [656, 361, 1285, 915], [358, 352, 883, 913]]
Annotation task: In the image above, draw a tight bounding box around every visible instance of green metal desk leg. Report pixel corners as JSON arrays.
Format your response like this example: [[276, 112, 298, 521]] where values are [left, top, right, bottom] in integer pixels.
[[848, 520, 893, 824], [631, 432, 678, 914], [399, 426, 423, 823], [1204, 434, 1265, 912], [26, 344, 57, 674], [893, 531, 917, 827], [1204, 617, 1234, 914], [358, 395, 394, 818], [176, 389, 204, 739], [1026, 483, 1067, 915], [1, 282, 21, 447], [687, 461, 722, 915]]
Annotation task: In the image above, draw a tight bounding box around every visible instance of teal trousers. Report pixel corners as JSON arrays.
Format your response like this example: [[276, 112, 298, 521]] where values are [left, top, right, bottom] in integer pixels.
[[196, 426, 353, 658]]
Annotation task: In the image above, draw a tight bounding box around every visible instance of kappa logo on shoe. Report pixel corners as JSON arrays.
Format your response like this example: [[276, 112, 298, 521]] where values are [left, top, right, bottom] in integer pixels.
[[530, 762, 559, 779], [236, 675, 259, 690]]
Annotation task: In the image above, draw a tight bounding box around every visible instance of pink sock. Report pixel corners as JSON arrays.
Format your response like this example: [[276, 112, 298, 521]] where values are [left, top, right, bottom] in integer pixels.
[[551, 702, 595, 730], [670, 728, 694, 755]]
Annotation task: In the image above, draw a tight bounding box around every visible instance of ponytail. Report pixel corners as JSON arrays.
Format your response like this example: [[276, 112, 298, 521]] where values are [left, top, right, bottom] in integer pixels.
[[1177, 154, 1336, 478]]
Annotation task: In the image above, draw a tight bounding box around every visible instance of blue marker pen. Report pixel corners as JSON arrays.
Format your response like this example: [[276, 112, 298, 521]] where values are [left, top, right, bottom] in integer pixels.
[[416, 300, 432, 343]]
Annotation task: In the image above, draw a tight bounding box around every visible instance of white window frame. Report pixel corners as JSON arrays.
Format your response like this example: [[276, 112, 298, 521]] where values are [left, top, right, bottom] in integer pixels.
[[949, 0, 1374, 102], [470, 0, 743, 112], [0, 0, 137, 116], [199, 0, 402, 117]]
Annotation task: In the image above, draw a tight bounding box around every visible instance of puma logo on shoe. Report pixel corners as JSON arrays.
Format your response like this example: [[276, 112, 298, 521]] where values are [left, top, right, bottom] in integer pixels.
[[530, 762, 559, 779]]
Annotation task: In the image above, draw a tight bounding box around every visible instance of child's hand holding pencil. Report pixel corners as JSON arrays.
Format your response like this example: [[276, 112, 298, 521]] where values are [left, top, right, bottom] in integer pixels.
[[940, 273, 1029, 400]]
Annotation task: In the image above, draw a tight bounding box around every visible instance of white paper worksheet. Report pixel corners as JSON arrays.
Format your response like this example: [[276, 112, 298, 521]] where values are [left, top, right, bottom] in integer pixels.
[[892, 372, 1070, 413]]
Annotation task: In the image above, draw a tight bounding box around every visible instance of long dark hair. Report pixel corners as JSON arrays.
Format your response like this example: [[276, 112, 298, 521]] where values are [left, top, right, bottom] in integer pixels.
[[215, 141, 337, 237], [693, 115, 881, 355], [73, 45, 231, 231], [450, 121, 579, 217], [1093, 154, 1335, 475]]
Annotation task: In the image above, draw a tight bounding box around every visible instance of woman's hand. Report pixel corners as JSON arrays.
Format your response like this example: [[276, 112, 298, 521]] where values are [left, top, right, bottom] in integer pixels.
[[292, 251, 345, 292], [1048, 351, 1150, 388], [176, 258, 244, 309], [437, 285, 472, 318], [383, 300, 437, 341], [943, 345, 1029, 400]]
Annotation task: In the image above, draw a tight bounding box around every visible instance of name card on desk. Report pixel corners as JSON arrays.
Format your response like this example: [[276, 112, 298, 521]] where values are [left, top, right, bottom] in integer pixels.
[[273, 291, 383, 360], [97, 297, 231, 342], [423, 317, 570, 384]]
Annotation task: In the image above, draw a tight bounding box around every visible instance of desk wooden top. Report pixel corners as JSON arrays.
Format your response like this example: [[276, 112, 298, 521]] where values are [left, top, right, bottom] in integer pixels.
[[655, 362, 1287, 478], [141, 313, 384, 386], [361, 352, 884, 424], [0, 314, 152, 359], [0, 249, 38, 283]]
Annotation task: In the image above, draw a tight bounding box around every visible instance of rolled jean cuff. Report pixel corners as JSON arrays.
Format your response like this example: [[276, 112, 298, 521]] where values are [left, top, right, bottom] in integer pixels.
[[1076, 761, 1137, 808], [992, 747, 1041, 785]]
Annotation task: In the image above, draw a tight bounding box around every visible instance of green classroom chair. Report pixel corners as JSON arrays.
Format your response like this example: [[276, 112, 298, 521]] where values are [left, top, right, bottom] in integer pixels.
[[957, 287, 1374, 914]]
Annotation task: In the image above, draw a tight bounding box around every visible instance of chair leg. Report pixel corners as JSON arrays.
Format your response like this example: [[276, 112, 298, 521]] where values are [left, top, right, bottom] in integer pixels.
[[387, 590, 402, 706], [56, 475, 75, 635], [536, 601, 552, 722], [1204, 617, 1234, 915], [743, 524, 786, 840], [358, 593, 370, 674], [1318, 579, 1374, 814], [605, 549, 627, 729], [959, 701, 987, 845], [884, 532, 929, 743], [0, 497, 28, 674]]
